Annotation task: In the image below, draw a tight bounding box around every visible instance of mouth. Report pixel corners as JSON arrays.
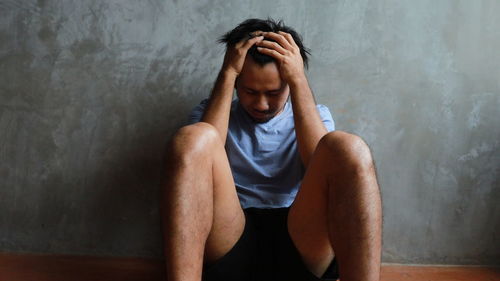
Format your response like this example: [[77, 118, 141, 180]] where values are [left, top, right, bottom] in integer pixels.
[[252, 111, 269, 119], [249, 110, 273, 123]]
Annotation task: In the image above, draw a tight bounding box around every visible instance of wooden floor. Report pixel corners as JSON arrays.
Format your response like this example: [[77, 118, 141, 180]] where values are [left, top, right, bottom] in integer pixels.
[[1, 253, 499, 281]]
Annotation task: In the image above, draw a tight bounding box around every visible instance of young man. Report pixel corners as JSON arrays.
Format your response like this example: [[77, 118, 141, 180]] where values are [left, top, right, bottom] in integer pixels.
[[161, 18, 382, 281]]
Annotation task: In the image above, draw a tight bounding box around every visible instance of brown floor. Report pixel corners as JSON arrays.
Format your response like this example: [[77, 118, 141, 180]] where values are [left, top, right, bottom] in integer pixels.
[[0, 252, 499, 281], [382, 264, 500, 281]]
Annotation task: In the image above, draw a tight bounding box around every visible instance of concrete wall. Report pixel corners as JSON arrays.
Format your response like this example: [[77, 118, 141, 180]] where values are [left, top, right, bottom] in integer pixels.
[[0, 0, 499, 265]]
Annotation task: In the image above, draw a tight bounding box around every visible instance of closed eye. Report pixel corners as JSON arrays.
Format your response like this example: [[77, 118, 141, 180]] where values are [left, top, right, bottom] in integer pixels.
[[267, 90, 282, 96], [242, 87, 257, 94]]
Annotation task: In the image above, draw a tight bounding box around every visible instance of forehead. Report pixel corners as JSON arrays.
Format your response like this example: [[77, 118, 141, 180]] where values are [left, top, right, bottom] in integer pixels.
[[238, 57, 283, 89]]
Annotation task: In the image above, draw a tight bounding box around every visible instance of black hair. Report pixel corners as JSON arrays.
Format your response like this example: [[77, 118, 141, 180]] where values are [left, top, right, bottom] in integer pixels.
[[218, 18, 310, 69]]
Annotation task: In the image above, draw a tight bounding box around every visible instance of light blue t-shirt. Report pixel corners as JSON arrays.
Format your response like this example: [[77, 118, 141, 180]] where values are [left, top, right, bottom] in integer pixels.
[[189, 98, 335, 209]]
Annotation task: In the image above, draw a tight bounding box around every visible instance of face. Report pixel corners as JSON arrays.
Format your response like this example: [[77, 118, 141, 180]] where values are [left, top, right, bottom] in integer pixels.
[[236, 56, 290, 123]]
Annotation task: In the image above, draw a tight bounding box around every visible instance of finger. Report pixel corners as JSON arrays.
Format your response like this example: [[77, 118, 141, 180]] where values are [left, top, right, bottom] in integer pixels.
[[256, 40, 287, 55], [261, 32, 293, 50], [278, 31, 298, 48], [257, 46, 284, 60], [250, 30, 265, 37], [235, 35, 263, 49], [242, 35, 264, 50]]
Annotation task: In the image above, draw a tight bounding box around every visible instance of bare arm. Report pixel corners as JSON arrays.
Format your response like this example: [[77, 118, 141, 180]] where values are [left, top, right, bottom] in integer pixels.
[[201, 35, 264, 144], [288, 75, 328, 167], [256, 31, 327, 167], [201, 70, 237, 144]]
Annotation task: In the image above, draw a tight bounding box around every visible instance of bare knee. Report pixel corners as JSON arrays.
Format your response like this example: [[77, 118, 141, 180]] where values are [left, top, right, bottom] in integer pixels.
[[318, 131, 375, 174], [162, 122, 220, 200], [171, 122, 220, 151], [319, 132, 381, 212], [167, 122, 221, 162]]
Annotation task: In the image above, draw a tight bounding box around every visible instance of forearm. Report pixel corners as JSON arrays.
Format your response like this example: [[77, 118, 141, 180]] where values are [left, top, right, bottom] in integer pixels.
[[289, 75, 328, 167], [201, 70, 237, 144]]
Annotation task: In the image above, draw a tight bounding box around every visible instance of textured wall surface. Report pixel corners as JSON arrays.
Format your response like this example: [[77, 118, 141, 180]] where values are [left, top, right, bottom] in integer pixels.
[[1, 0, 499, 264]]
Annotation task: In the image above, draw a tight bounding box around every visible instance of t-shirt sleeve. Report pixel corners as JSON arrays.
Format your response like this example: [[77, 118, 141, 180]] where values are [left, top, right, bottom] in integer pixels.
[[187, 98, 209, 125], [316, 104, 335, 132]]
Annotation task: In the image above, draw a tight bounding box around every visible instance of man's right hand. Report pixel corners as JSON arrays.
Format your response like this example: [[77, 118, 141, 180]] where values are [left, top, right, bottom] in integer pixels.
[[221, 34, 264, 77]]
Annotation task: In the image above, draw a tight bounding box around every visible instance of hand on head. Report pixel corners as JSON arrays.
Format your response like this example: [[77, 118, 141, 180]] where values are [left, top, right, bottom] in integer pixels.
[[221, 33, 264, 77], [255, 31, 306, 83], [221, 30, 306, 84]]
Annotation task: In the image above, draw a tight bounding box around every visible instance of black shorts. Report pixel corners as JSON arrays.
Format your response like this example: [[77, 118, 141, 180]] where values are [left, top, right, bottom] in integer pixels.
[[202, 207, 339, 281]]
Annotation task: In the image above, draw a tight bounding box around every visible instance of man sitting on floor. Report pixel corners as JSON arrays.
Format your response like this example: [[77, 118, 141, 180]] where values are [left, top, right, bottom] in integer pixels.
[[161, 18, 382, 281]]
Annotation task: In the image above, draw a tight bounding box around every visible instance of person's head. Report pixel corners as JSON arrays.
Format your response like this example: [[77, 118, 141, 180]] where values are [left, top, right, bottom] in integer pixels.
[[219, 18, 310, 123], [219, 18, 310, 68]]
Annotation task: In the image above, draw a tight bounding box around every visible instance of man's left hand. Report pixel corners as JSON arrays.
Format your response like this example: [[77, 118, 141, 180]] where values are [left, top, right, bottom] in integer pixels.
[[255, 31, 306, 83]]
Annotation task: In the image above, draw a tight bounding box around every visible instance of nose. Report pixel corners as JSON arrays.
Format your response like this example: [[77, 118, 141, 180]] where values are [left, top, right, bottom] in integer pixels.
[[253, 94, 269, 112]]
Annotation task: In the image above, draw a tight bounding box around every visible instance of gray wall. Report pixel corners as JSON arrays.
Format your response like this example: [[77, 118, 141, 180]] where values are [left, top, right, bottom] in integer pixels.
[[1, 0, 499, 265]]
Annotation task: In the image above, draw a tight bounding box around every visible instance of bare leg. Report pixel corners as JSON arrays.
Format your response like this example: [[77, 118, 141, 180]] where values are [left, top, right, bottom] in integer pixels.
[[326, 132, 382, 280], [288, 131, 382, 280], [160, 122, 245, 281]]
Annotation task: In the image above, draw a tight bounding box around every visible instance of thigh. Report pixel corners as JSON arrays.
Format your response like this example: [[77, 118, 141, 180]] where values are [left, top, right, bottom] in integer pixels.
[[198, 123, 246, 264], [287, 138, 335, 277], [203, 209, 257, 281]]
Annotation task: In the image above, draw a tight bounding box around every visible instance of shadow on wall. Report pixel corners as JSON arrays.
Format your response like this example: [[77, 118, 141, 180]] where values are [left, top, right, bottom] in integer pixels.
[[78, 68, 195, 257], [2, 52, 195, 256]]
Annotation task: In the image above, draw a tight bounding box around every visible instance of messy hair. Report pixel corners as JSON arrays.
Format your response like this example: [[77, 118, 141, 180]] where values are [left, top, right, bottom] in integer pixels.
[[218, 18, 310, 68]]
